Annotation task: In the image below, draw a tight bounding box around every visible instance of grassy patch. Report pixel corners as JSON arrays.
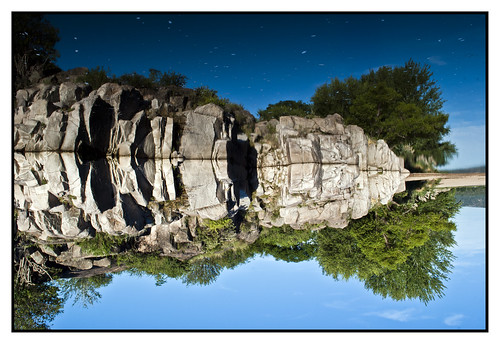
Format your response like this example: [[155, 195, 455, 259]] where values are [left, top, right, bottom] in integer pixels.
[[78, 232, 130, 256]]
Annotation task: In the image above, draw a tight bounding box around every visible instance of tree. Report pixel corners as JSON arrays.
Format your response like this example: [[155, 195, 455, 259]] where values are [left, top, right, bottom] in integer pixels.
[[311, 76, 361, 117], [311, 60, 457, 171], [182, 258, 222, 286], [258, 100, 313, 121], [149, 68, 188, 88], [77, 66, 111, 90], [13, 281, 64, 330], [365, 228, 456, 304], [13, 13, 60, 89], [55, 274, 113, 308], [315, 185, 460, 303]]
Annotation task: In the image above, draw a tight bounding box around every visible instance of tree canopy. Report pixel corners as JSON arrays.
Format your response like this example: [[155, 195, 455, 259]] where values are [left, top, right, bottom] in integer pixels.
[[311, 60, 457, 171], [258, 100, 313, 121], [13, 13, 61, 90], [77, 67, 188, 90], [316, 185, 460, 304]]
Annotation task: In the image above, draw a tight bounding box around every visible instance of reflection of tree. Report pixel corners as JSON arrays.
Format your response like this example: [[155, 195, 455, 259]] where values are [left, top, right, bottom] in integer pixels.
[[316, 185, 460, 303], [117, 254, 188, 286], [254, 225, 317, 263], [183, 258, 222, 286], [365, 229, 456, 304], [56, 274, 113, 308], [13, 281, 64, 330]]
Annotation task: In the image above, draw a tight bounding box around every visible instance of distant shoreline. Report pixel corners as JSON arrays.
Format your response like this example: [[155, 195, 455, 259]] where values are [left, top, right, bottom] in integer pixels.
[[406, 173, 486, 188]]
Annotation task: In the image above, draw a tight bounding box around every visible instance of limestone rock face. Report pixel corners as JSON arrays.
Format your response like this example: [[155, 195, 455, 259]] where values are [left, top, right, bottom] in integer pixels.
[[254, 115, 406, 172], [14, 81, 406, 175], [14, 83, 173, 159], [59, 82, 91, 108]]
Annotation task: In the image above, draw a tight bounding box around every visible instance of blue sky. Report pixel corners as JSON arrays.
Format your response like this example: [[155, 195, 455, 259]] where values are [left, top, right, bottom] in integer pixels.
[[50, 206, 485, 330], [44, 12, 487, 170]]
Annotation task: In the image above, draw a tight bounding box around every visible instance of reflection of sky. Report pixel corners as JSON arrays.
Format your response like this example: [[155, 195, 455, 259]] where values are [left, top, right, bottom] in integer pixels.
[[50, 206, 485, 330]]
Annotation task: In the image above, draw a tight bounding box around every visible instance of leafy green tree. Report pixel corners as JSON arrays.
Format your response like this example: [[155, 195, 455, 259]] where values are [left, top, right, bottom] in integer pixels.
[[258, 100, 313, 121], [310, 76, 361, 117], [55, 274, 113, 308], [117, 253, 189, 286], [316, 185, 460, 303], [149, 68, 188, 88], [194, 86, 230, 108], [255, 225, 317, 263], [13, 13, 60, 89], [365, 228, 456, 304], [77, 66, 111, 90], [115, 72, 154, 89], [13, 281, 64, 330], [311, 60, 457, 170], [182, 257, 222, 286]]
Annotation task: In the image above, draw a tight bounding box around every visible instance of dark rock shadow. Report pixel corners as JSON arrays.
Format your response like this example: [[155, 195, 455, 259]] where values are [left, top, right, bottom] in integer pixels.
[[226, 130, 258, 230]]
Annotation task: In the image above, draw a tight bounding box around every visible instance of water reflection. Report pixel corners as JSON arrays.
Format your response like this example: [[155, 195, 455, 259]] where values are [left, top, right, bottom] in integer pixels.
[[13, 152, 465, 330]]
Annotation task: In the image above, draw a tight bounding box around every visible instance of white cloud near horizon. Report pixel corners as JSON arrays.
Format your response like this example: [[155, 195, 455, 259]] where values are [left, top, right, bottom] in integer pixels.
[[364, 308, 415, 322], [444, 314, 466, 326]]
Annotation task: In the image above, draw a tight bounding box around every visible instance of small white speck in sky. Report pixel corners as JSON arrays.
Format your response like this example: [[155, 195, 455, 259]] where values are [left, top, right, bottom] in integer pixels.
[[75, 49, 79, 53], [168, 20, 172, 24], [416, 38, 422, 41], [458, 37, 465, 42], [231, 53, 236, 56], [136, 17, 140, 20], [301, 50, 307, 54], [311, 34, 316, 37], [381, 19, 385, 22], [438, 39, 442, 42], [74, 37, 77, 40], [318, 63, 325, 66]]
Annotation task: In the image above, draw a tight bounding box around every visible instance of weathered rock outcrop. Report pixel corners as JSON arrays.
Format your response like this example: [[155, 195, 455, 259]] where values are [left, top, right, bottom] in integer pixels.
[[252, 114, 405, 171], [14, 82, 407, 174], [14, 83, 174, 160]]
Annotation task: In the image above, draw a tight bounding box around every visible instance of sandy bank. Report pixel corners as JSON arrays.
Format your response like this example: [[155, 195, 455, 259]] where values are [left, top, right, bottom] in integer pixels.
[[406, 173, 486, 188]]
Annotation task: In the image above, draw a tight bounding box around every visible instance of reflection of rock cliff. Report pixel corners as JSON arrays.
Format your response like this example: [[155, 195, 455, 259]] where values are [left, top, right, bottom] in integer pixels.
[[14, 152, 407, 265]]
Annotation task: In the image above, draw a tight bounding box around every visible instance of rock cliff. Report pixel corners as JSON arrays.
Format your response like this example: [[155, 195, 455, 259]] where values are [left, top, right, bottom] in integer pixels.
[[14, 82, 406, 173]]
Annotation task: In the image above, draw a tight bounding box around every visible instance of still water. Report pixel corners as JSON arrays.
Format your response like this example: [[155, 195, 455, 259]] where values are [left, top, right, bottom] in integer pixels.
[[48, 206, 485, 330], [13, 152, 486, 330]]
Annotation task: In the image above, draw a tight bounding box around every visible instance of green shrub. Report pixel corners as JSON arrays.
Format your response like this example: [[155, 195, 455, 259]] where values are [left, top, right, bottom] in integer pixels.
[[149, 68, 187, 88], [77, 66, 110, 90], [258, 100, 313, 121], [78, 232, 129, 256], [117, 253, 188, 285]]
